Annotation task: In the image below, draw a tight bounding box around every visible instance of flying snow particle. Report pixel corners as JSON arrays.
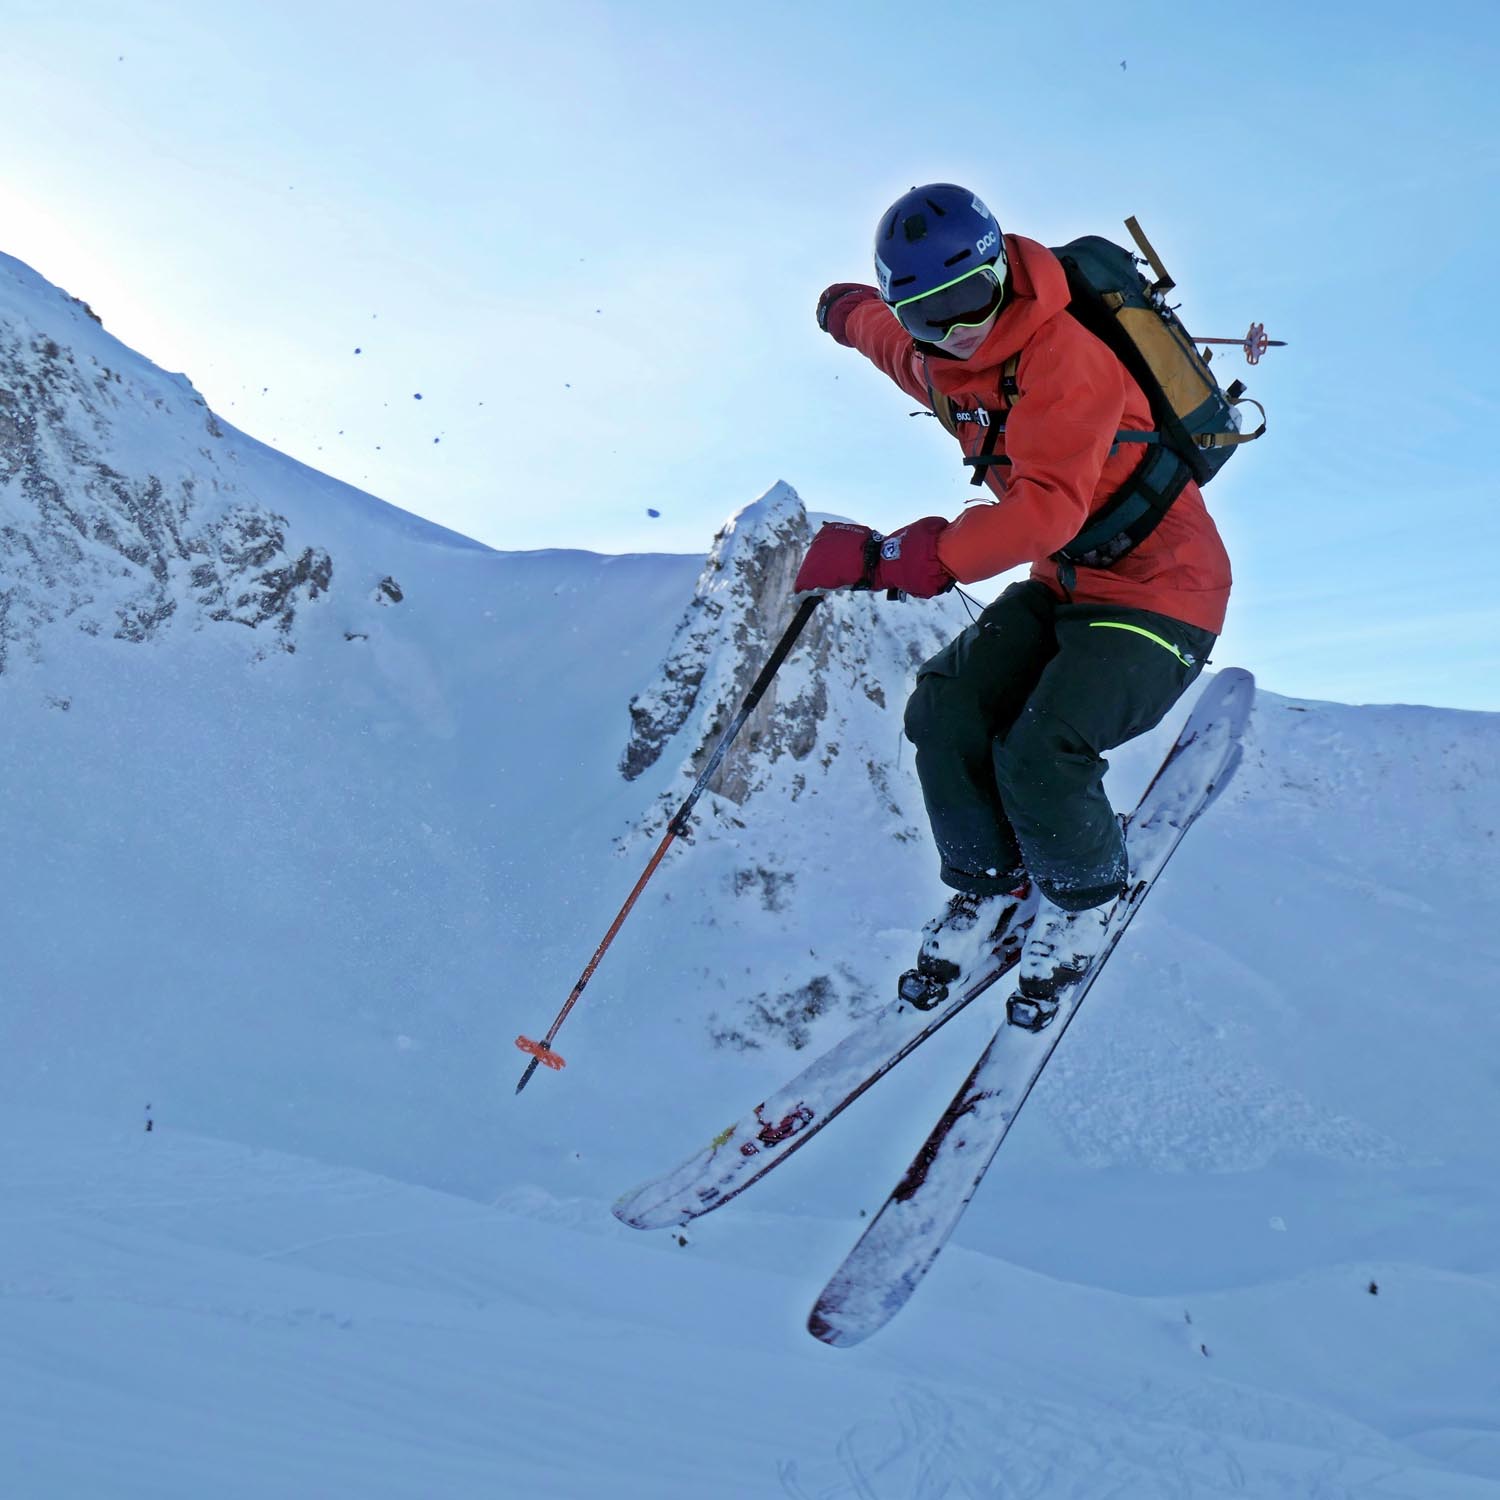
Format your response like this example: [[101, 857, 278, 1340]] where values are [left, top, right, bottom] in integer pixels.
[[647, 508, 661, 518], [354, 347, 362, 354], [413, 393, 423, 400]]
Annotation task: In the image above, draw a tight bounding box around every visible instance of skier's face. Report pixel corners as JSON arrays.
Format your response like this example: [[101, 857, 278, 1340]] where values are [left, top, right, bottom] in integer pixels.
[[933, 310, 999, 360]]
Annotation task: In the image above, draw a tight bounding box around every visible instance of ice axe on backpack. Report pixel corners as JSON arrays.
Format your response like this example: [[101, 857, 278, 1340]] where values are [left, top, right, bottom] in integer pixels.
[[514, 592, 825, 1093]]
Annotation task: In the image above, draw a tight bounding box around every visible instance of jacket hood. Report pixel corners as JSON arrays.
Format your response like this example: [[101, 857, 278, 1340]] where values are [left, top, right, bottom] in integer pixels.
[[925, 235, 1070, 396]]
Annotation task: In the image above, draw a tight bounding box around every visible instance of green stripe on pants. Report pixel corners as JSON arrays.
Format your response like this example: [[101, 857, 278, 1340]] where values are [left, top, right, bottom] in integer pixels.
[[1087, 619, 1199, 667]]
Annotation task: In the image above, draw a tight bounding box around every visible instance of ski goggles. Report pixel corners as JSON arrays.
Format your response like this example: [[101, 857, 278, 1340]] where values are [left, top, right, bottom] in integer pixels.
[[886, 263, 1005, 343]]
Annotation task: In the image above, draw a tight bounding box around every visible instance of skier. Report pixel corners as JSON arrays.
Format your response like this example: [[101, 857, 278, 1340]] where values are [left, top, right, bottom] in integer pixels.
[[794, 183, 1232, 1001]]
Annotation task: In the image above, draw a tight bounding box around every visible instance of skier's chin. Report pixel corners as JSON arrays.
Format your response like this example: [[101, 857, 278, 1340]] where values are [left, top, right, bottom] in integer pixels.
[[941, 331, 985, 358], [932, 317, 996, 361]]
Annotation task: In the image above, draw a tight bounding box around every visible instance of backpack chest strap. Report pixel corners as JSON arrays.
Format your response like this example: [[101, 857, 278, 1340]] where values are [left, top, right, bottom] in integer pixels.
[[923, 354, 1019, 486]]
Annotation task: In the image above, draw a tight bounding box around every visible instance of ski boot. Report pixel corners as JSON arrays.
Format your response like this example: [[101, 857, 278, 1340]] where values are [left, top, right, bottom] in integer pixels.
[[898, 881, 1033, 1011], [1015, 898, 1112, 1004]]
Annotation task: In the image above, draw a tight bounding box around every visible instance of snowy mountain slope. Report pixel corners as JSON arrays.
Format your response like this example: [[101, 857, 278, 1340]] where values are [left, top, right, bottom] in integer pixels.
[[4, 248, 1500, 1497], [5, 1111, 1498, 1500], [0, 250, 495, 675]]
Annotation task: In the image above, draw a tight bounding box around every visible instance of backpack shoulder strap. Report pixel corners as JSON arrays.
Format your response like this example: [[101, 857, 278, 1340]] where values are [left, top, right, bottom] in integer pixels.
[[1000, 354, 1020, 404], [922, 357, 962, 438], [924, 353, 1020, 432]]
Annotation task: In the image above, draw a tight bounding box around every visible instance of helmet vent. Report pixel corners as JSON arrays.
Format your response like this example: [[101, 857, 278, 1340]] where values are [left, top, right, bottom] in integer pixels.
[[942, 248, 973, 268], [903, 213, 928, 243]]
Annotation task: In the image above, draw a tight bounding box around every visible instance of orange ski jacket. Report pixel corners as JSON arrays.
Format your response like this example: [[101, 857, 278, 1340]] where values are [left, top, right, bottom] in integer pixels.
[[841, 235, 1232, 635]]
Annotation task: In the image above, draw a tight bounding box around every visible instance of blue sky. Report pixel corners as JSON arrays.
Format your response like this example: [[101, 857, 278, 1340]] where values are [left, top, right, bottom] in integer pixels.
[[2, 0, 1498, 710]]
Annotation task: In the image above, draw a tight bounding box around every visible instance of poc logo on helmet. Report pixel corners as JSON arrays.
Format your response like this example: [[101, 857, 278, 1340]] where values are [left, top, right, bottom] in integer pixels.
[[976, 230, 999, 256]]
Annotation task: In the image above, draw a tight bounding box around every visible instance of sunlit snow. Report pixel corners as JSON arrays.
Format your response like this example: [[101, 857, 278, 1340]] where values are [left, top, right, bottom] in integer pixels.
[[3, 250, 1499, 1498]]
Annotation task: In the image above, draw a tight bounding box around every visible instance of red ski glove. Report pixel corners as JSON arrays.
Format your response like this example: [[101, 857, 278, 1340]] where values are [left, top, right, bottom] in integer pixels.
[[794, 517, 954, 598], [871, 516, 954, 598], [816, 283, 880, 347], [794, 521, 876, 593]]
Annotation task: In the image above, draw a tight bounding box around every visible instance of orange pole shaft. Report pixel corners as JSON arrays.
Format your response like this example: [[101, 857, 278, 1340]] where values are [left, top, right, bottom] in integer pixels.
[[539, 822, 680, 1048], [515, 593, 825, 1093]]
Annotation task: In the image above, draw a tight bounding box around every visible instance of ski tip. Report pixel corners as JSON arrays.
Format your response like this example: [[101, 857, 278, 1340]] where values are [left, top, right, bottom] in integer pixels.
[[1209, 665, 1256, 716], [610, 1187, 687, 1233], [610, 1199, 643, 1230], [1183, 667, 1256, 753], [807, 1306, 848, 1347], [806, 1300, 869, 1349]]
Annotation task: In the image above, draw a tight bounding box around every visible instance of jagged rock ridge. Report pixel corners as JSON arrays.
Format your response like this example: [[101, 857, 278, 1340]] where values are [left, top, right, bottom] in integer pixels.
[[619, 483, 976, 1050], [0, 253, 387, 673], [621, 482, 960, 813]]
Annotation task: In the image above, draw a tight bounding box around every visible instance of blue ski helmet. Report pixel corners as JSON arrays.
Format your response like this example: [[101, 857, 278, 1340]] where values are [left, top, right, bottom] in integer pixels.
[[873, 184, 1007, 325]]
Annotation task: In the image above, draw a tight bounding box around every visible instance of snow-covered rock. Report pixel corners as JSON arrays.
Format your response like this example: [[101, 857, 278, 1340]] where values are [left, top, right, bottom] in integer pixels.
[[621, 479, 960, 822], [0, 255, 359, 668]]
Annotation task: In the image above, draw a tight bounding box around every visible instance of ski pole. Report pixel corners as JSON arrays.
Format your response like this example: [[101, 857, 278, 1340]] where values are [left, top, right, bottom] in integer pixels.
[[1194, 322, 1287, 365], [515, 591, 825, 1093]]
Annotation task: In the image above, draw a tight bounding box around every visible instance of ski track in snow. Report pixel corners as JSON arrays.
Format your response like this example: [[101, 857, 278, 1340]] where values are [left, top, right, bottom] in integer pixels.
[[783, 1389, 1472, 1500]]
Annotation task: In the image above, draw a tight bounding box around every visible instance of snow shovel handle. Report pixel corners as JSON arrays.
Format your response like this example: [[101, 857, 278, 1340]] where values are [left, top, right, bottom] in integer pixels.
[[515, 593, 825, 1093]]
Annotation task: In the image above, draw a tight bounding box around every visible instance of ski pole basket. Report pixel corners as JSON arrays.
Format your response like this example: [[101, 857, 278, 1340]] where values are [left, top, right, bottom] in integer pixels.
[[515, 1035, 566, 1071]]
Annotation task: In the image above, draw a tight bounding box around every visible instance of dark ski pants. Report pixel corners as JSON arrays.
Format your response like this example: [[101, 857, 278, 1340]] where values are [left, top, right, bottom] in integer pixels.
[[903, 581, 1216, 911]]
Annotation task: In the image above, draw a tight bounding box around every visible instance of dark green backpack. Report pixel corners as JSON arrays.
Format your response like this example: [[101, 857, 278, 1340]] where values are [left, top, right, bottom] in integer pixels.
[[1056, 218, 1266, 487], [927, 218, 1271, 575]]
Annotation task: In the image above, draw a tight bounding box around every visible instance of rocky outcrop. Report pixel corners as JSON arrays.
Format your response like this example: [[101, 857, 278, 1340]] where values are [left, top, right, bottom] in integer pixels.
[[0, 258, 347, 672], [621, 482, 958, 817], [619, 483, 977, 1050], [621, 484, 818, 797]]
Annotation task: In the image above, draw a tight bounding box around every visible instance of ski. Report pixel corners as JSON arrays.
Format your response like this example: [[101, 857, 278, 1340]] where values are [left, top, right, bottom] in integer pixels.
[[808, 667, 1255, 1348], [611, 898, 1038, 1232]]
